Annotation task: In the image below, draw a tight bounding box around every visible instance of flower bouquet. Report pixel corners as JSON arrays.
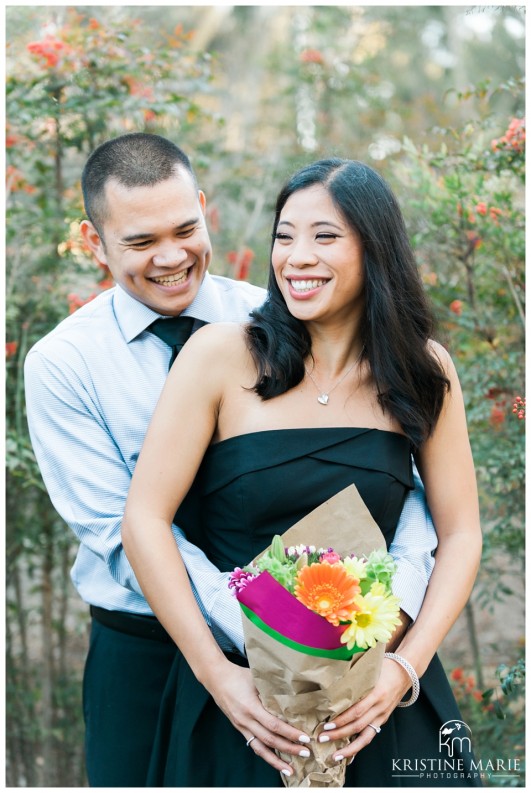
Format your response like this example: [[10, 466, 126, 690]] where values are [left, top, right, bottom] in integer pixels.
[[228, 483, 401, 787]]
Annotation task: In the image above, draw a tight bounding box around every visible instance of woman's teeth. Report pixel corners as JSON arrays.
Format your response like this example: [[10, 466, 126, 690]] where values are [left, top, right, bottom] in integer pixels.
[[290, 279, 327, 293]]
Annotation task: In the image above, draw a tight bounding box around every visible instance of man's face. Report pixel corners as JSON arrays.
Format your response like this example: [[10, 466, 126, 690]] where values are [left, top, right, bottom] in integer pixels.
[[81, 167, 212, 316]]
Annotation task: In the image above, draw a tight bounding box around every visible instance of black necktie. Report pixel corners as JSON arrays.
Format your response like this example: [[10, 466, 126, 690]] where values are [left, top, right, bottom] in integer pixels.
[[148, 316, 206, 368]]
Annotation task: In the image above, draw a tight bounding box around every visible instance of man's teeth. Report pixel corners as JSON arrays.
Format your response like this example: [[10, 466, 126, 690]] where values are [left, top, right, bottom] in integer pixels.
[[290, 279, 327, 293], [152, 270, 188, 286]]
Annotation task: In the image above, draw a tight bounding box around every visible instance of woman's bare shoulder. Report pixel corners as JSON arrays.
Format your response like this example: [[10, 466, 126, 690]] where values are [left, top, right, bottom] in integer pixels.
[[427, 338, 453, 367], [178, 321, 250, 366], [187, 321, 248, 346], [163, 322, 253, 406], [427, 339, 460, 385]]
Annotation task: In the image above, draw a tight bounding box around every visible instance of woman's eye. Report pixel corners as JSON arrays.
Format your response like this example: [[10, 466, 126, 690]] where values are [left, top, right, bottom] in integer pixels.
[[274, 232, 292, 241], [316, 233, 337, 241]]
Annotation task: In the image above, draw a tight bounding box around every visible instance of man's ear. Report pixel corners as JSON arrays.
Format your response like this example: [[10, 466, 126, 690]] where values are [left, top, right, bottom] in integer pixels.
[[80, 220, 107, 267], [198, 190, 206, 214]]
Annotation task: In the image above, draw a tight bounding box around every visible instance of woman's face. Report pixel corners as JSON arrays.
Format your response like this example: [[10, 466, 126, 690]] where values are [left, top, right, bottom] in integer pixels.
[[271, 184, 365, 328]]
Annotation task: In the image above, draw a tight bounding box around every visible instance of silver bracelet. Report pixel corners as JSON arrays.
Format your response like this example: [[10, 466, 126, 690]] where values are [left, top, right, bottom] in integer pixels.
[[384, 652, 420, 707]]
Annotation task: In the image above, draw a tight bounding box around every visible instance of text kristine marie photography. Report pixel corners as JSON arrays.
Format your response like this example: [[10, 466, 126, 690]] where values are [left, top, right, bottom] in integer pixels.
[[391, 720, 523, 784]]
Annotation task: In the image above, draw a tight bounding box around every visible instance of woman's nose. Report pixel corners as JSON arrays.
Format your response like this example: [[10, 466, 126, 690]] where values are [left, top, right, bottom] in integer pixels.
[[287, 241, 319, 267]]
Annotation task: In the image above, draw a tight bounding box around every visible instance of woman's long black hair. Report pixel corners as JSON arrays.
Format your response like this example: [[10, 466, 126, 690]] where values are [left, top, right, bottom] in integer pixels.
[[246, 158, 450, 448]]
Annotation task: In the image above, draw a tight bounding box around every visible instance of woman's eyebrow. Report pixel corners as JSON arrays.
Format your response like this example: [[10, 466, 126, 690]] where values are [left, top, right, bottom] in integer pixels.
[[277, 220, 343, 230]]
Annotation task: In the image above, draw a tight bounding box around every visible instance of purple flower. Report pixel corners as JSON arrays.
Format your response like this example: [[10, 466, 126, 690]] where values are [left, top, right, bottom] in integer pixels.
[[228, 567, 257, 595]]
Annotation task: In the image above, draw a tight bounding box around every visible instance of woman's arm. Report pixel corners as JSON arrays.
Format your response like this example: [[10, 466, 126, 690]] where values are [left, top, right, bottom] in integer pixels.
[[122, 325, 308, 776], [319, 344, 482, 761], [394, 344, 482, 673]]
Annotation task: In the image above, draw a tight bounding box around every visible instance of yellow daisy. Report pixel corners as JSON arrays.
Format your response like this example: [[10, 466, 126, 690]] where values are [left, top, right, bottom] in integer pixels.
[[342, 555, 368, 581], [341, 589, 401, 650]]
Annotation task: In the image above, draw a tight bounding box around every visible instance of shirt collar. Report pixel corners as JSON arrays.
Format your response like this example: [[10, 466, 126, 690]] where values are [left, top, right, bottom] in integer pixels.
[[113, 273, 225, 343]]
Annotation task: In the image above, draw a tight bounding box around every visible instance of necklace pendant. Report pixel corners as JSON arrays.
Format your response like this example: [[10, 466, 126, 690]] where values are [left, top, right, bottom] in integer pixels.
[[317, 394, 329, 405]]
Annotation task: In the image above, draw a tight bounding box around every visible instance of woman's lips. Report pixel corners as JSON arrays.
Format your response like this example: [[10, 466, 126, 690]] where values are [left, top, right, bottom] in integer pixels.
[[287, 277, 329, 299]]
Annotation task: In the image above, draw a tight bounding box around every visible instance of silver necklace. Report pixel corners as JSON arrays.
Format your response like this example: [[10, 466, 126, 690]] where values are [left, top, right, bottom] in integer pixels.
[[305, 348, 364, 406]]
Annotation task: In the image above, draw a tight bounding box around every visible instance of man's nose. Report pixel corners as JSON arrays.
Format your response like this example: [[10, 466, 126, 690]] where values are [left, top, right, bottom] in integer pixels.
[[152, 243, 188, 268]]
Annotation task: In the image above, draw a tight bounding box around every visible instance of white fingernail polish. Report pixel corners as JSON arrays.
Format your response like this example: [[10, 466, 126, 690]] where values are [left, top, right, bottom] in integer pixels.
[[281, 769, 292, 777], [324, 722, 336, 730], [299, 748, 311, 758], [319, 734, 330, 743], [299, 734, 311, 743], [334, 754, 344, 762]]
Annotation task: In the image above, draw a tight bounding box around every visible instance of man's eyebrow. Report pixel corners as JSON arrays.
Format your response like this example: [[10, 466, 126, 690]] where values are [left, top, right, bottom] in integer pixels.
[[120, 218, 200, 243]]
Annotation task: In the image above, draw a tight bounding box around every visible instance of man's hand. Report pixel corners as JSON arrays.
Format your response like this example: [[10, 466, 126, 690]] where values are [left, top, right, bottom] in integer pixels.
[[385, 608, 411, 652]]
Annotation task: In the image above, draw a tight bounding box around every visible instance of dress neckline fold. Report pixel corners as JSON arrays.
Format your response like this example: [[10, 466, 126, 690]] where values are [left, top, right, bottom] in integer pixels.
[[201, 427, 413, 495], [211, 425, 407, 449]]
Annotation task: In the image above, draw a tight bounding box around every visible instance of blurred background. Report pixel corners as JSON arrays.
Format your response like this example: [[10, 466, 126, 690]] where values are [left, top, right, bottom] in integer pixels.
[[6, 5, 525, 786]]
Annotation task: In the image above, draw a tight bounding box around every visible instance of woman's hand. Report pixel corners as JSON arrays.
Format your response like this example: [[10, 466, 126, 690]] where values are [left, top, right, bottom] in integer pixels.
[[207, 660, 312, 777], [316, 657, 412, 764]]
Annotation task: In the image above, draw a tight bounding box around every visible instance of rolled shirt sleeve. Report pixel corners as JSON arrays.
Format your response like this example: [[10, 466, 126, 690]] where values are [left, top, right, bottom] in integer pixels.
[[389, 464, 437, 621]]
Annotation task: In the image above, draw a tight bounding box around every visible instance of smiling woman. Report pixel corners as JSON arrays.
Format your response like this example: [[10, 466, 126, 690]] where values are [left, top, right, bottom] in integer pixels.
[[249, 159, 450, 446], [272, 184, 365, 330], [122, 156, 482, 786]]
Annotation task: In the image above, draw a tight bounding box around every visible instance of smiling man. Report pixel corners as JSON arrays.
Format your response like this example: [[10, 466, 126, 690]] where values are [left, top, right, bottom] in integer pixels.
[[80, 146, 212, 316], [24, 134, 265, 786], [24, 133, 437, 787]]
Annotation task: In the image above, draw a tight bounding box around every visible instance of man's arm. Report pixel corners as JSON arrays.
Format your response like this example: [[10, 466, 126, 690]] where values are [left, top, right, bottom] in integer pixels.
[[173, 533, 244, 652], [388, 462, 437, 623], [24, 348, 245, 653]]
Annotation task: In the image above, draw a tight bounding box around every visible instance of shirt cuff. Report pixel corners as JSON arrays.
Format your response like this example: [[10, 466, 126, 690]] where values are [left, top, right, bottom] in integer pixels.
[[172, 525, 246, 655], [391, 556, 432, 622], [209, 582, 246, 656]]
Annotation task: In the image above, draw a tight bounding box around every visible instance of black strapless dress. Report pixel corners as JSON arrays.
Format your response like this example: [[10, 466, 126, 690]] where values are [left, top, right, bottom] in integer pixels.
[[147, 428, 480, 787]]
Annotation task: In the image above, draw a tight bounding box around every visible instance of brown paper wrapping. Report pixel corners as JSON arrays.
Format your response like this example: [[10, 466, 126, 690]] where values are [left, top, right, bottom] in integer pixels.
[[244, 483, 387, 787]]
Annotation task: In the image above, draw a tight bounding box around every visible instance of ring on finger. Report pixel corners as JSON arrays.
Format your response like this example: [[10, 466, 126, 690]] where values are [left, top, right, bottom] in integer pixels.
[[367, 723, 381, 734], [246, 735, 257, 747]]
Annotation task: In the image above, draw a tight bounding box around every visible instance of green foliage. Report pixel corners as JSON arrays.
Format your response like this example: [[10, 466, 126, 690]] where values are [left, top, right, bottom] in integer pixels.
[[392, 106, 525, 613], [450, 660, 525, 786], [396, 106, 525, 785], [6, 8, 217, 786], [363, 549, 397, 591], [255, 536, 298, 593]]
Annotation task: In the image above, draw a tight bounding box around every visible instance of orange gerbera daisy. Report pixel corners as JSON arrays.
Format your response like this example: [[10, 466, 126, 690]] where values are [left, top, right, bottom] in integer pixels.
[[294, 562, 360, 626]]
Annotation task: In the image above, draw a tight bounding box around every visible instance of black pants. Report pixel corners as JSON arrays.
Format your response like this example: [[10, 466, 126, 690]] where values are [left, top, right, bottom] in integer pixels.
[[83, 612, 177, 787]]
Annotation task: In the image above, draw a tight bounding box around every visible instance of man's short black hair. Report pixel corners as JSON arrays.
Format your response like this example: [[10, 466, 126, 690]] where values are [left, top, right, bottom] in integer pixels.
[[81, 133, 198, 237]]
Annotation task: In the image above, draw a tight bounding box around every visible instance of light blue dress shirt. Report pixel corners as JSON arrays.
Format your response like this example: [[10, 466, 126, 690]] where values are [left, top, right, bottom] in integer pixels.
[[25, 274, 436, 654]]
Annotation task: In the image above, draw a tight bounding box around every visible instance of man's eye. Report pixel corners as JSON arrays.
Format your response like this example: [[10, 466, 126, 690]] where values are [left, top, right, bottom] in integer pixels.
[[177, 228, 195, 238], [129, 240, 152, 249]]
